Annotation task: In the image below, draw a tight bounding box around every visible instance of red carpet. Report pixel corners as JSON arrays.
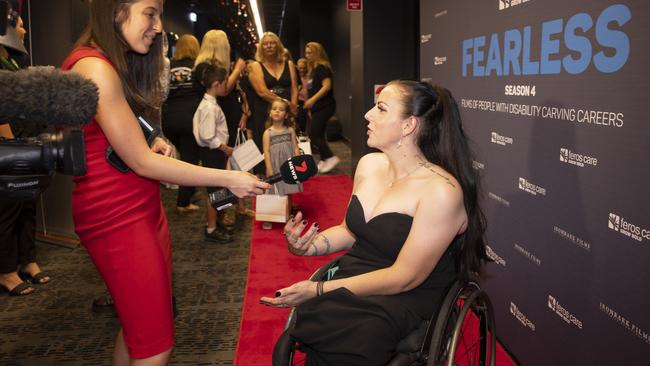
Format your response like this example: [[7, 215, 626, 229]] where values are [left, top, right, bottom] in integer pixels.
[[233, 174, 517, 365], [234, 175, 352, 366]]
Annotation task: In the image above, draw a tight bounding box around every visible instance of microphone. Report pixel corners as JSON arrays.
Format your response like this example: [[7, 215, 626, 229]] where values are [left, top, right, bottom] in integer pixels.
[[0, 66, 99, 126], [209, 154, 317, 211]]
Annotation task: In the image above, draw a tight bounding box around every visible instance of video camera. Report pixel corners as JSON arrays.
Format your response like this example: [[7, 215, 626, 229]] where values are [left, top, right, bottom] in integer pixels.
[[0, 66, 99, 201]]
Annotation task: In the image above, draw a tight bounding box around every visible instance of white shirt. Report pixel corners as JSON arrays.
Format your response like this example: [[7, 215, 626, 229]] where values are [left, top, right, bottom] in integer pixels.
[[192, 93, 229, 150]]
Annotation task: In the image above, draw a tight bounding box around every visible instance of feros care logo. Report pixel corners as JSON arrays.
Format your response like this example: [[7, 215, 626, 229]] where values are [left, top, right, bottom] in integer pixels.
[[499, 0, 531, 10], [560, 148, 598, 168], [491, 132, 513, 146], [518, 177, 546, 196], [548, 295, 583, 329], [510, 302, 535, 331], [434, 56, 447, 66], [608, 213, 649, 242]]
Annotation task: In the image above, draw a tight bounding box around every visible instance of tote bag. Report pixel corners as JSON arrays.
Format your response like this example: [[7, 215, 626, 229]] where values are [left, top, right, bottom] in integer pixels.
[[255, 194, 290, 223], [230, 128, 264, 172], [297, 135, 312, 155]]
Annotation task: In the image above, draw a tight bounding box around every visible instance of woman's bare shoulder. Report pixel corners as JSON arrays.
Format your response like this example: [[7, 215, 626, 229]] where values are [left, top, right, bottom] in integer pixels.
[[417, 164, 465, 213]]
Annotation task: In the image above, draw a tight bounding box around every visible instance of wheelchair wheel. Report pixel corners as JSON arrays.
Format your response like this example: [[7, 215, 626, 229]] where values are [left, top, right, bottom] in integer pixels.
[[426, 280, 496, 366]]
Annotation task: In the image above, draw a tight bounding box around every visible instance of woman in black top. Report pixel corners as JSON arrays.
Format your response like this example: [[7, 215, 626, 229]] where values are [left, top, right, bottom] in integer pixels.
[[262, 80, 489, 365], [247, 32, 298, 174], [161, 34, 202, 212], [304, 42, 339, 173]]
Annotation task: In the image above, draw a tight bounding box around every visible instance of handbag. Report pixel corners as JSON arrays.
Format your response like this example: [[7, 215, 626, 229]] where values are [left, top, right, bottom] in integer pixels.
[[229, 128, 264, 172], [255, 193, 290, 223], [297, 135, 312, 155]]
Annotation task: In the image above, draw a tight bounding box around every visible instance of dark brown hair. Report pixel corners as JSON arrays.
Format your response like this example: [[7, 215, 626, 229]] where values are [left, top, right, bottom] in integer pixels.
[[75, 0, 163, 121], [388, 79, 488, 279]]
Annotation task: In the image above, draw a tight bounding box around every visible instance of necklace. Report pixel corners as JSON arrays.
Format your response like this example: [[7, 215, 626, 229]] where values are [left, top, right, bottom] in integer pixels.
[[388, 163, 423, 187]]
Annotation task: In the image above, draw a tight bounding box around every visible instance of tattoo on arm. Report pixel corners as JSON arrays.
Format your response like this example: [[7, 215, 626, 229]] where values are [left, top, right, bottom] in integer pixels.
[[315, 234, 331, 254], [310, 243, 318, 256]]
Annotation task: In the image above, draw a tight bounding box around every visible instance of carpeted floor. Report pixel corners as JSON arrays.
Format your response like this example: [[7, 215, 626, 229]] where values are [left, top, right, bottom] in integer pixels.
[[234, 175, 353, 366], [0, 141, 351, 366]]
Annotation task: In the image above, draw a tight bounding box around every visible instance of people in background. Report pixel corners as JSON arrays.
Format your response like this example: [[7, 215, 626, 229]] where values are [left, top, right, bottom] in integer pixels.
[[0, 1, 50, 297], [261, 80, 488, 365], [296, 57, 309, 134], [193, 29, 247, 235], [247, 32, 298, 174], [192, 64, 233, 243], [262, 98, 302, 204], [61, 1, 269, 364], [304, 42, 338, 173], [161, 34, 202, 213]]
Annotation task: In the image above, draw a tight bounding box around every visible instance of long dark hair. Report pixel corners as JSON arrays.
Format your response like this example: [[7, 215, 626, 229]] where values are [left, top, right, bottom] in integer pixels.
[[388, 80, 488, 279], [75, 0, 163, 121]]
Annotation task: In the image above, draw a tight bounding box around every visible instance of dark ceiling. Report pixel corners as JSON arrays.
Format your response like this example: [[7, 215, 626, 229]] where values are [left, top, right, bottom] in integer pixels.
[[177, 0, 292, 59]]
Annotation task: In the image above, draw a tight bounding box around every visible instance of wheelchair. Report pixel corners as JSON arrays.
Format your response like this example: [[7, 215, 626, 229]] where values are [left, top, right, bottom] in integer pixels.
[[273, 257, 496, 366]]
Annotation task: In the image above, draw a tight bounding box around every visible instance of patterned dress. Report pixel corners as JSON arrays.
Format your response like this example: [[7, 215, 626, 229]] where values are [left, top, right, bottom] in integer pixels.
[[267, 127, 302, 196]]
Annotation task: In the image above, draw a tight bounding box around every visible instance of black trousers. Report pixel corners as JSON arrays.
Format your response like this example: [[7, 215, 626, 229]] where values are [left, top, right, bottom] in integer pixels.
[[198, 147, 227, 194], [296, 102, 308, 135], [0, 199, 37, 274], [166, 131, 200, 207], [308, 104, 336, 160]]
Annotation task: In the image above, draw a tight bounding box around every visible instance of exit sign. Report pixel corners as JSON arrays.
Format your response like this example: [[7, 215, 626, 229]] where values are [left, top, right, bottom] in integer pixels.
[[347, 0, 362, 11]]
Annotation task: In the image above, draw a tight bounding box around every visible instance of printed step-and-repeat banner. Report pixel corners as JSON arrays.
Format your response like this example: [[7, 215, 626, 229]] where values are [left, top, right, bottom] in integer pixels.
[[420, 1, 649, 364]]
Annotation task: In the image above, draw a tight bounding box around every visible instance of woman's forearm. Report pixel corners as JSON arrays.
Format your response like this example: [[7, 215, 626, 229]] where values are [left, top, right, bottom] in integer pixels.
[[304, 225, 355, 256]]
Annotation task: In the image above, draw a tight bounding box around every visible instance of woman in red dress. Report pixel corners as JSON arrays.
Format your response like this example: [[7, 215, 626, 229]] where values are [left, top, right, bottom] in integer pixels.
[[61, 1, 269, 365]]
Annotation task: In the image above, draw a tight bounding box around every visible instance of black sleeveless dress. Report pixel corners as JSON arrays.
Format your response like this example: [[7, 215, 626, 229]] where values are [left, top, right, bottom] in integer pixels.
[[290, 195, 458, 366], [248, 61, 292, 160]]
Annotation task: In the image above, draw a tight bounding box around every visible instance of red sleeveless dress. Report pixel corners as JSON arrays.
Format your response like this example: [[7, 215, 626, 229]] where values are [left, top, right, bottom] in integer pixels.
[[62, 46, 174, 358]]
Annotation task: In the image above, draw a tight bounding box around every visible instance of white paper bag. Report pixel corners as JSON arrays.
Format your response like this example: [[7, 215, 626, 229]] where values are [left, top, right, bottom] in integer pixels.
[[255, 194, 290, 223], [297, 135, 312, 155], [230, 128, 264, 172]]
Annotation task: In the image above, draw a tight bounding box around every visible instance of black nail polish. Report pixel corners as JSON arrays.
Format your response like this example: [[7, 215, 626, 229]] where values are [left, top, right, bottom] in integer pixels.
[[275, 291, 281, 297], [314, 223, 319, 228], [301, 220, 307, 225]]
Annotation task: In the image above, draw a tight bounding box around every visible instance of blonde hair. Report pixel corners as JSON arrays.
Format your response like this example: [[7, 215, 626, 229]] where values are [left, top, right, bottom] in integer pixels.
[[255, 32, 285, 63], [305, 42, 332, 76], [173, 34, 200, 61], [195, 30, 230, 73], [265, 98, 294, 129]]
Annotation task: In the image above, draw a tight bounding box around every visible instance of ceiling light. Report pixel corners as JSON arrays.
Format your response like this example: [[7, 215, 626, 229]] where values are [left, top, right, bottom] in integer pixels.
[[249, 0, 264, 39], [189, 11, 197, 23]]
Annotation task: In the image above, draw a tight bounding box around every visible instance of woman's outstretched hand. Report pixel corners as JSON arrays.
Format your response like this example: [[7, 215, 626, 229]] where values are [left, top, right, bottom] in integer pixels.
[[283, 211, 319, 256], [260, 280, 317, 308], [227, 171, 271, 198]]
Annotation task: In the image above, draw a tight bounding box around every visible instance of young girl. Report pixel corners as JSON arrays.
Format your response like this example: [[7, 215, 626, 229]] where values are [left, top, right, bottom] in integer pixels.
[[262, 99, 302, 198]]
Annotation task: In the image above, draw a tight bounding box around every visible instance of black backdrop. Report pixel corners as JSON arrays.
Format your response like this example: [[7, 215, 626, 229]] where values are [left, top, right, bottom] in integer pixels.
[[420, 1, 649, 365]]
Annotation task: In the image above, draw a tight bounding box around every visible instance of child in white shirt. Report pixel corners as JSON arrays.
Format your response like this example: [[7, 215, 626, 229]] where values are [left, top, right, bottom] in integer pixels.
[[193, 63, 234, 243]]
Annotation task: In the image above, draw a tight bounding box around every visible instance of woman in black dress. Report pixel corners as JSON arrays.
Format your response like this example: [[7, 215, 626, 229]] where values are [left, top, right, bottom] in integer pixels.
[[161, 34, 202, 213], [247, 32, 298, 174], [261, 80, 489, 365], [304, 42, 338, 173]]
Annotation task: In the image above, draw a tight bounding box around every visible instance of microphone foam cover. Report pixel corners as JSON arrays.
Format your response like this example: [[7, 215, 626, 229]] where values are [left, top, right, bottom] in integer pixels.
[[0, 66, 99, 126]]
